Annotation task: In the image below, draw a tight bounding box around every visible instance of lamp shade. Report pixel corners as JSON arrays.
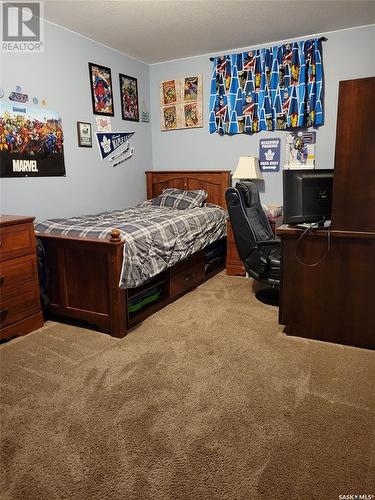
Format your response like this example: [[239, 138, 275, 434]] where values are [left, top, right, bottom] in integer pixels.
[[233, 156, 263, 180]]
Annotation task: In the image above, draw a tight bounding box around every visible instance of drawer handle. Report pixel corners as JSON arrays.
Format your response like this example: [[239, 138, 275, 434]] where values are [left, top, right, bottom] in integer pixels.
[[185, 274, 194, 281], [0, 308, 8, 322], [0, 275, 4, 285]]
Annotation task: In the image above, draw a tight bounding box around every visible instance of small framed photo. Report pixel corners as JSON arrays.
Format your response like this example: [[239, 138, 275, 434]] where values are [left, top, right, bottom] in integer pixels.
[[88, 63, 114, 116], [119, 74, 139, 122], [77, 122, 92, 147]]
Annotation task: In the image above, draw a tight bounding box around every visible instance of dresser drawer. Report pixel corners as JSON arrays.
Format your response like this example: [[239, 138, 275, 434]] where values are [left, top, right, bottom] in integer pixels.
[[0, 223, 35, 261], [0, 282, 41, 328], [169, 252, 205, 298], [0, 254, 38, 298]]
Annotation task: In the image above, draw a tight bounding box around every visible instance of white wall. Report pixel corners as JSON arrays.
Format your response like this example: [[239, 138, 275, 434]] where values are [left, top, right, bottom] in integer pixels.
[[150, 25, 375, 205], [0, 21, 152, 221]]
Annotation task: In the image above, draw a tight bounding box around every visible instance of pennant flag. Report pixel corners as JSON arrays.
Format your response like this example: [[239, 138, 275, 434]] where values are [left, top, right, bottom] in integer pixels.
[[96, 132, 134, 160]]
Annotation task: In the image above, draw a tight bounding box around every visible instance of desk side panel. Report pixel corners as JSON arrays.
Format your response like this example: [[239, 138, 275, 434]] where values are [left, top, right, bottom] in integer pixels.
[[280, 233, 375, 349]]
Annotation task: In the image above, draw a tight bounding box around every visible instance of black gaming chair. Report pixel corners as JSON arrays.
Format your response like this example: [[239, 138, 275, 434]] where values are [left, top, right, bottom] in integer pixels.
[[225, 181, 281, 304]]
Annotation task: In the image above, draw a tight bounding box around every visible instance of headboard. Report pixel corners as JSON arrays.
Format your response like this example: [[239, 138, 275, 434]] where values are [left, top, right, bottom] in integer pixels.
[[145, 170, 231, 208]]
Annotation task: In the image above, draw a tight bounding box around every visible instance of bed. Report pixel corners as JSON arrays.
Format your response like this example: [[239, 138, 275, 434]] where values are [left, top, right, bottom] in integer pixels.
[[36, 170, 231, 338]]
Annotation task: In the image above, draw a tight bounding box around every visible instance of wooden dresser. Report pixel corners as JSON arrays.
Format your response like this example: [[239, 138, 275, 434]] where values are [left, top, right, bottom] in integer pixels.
[[0, 215, 43, 340], [226, 216, 283, 276]]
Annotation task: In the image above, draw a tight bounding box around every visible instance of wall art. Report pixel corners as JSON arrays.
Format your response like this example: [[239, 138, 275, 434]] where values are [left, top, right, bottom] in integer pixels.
[[96, 131, 135, 166], [9, 85, 28, 103], [284, 131, 316, 169], [77, 121, 92, 147], [96, 116, 112, 132], [259, 138, 281, 172], [89, 62, 114, 116], [119, 74, 139, 122], [141, 101, 150, 123], [160, 75, 203, 131], [0, 102, 65, 177]]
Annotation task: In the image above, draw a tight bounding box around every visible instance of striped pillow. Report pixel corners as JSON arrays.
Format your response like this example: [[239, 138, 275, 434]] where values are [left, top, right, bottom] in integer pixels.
[[152, 188, 208, 210]]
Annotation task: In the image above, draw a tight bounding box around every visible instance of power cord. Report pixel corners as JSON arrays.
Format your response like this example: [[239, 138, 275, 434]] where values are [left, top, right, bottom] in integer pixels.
[[294, 220, 331, 267]]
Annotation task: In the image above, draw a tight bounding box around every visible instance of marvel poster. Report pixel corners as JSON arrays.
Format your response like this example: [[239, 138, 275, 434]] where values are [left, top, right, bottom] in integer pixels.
[[89, 63, 114, 116], [160, 75, 203, 131], [0, 102, 66, 177]]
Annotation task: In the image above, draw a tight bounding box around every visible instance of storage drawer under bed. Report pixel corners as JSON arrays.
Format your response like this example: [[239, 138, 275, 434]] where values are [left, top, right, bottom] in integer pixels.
[[169, 252, 205, 298]]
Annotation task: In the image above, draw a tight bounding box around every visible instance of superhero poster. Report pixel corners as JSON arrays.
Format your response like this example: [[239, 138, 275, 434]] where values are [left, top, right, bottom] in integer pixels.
[[119, 74, 139, 122], [0, 102, 66, 178], [183, 103, 201, 128], [162, 105, 180, 130], [161, 80, 178, 106], [160, 75, 203, 131], [89, 62, 114, 116]]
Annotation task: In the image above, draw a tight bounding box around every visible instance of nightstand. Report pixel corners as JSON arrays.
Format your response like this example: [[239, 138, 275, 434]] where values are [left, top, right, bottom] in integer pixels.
[[0, 215, 44, 340], [226, 216, 282, 276]]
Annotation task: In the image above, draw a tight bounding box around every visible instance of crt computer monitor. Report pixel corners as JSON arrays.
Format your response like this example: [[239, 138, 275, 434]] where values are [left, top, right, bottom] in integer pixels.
[[283, 169, 334, 225]]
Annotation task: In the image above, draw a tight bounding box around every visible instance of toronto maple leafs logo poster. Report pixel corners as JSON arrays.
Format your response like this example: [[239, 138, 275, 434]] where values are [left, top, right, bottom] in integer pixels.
[[259, 138, 281, 172]]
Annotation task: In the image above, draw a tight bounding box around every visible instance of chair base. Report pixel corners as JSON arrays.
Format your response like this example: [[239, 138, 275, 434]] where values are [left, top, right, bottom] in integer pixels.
[[255, 287, 279, 306]]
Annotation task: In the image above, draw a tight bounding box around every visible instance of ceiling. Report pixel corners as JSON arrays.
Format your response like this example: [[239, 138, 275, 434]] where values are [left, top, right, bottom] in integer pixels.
[[43, 0, 375, 64]]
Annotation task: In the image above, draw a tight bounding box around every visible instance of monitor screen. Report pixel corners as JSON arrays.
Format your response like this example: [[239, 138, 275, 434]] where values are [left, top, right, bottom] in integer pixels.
[[283, 169, 334, 225]]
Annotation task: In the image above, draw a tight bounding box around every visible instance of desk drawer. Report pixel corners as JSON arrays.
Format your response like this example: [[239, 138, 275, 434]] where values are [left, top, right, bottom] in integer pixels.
[[0, 254, 38, 297], [0, 282, 41, 328], [0, 223, 35, 261], [169, 252, 204, 298]]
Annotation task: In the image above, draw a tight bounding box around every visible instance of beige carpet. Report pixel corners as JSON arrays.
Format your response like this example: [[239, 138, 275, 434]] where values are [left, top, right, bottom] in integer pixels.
[[1, 273, 374, 500]]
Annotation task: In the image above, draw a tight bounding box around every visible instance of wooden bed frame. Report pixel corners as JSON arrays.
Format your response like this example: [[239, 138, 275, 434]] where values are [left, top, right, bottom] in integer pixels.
[[37, 170, 231, 338]]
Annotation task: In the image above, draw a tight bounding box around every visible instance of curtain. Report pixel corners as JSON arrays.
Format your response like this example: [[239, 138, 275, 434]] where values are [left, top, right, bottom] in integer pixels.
[[209, 38, 324, 135]]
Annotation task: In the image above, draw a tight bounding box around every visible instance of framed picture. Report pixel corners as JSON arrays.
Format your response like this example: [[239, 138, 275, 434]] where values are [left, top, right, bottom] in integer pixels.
[[77, 122, 92, 147], [88, 63, 114, 116], [119, 74, 139, 122], [284, 131, 316, 169], [160, 75, 203, 131]]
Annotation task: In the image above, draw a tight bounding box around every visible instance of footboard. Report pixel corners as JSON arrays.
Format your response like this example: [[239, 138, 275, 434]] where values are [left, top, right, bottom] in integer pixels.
[[37, 230, 127, 338]]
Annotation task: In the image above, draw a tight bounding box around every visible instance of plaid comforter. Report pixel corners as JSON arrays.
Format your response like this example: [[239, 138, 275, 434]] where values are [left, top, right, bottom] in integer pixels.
[[35, 202, 227, 288]]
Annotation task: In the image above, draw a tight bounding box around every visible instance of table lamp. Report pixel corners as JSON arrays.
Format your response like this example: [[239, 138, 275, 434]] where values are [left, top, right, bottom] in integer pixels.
[[233, 156, 263, 181]]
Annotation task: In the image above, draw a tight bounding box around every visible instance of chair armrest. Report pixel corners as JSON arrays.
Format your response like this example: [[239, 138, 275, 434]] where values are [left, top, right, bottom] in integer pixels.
[[258, 239, 281, 246]]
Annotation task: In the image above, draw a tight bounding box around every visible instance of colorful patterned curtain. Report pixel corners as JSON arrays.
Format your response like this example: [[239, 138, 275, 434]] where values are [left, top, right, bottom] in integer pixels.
[[209, 38, 324, 135]]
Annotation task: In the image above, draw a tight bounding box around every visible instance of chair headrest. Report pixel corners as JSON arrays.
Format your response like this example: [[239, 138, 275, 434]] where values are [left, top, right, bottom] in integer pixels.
[[235, 181, 260, 207]]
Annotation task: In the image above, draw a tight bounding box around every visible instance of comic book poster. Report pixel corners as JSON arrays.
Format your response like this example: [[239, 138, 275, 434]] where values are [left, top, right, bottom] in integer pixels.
[[183, 76, 199, 101], [160, 75, 202, 131], [183, 102, 201, 128], [0, 102, 65, 177], [119, 74, 139, 122], [161, 80, 178, 106], [284, 131, 316, 169], [89, 63, 114, 116]]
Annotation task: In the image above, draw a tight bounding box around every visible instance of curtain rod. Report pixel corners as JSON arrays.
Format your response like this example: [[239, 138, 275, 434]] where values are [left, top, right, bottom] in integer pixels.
[[209, 37, 328, 61]]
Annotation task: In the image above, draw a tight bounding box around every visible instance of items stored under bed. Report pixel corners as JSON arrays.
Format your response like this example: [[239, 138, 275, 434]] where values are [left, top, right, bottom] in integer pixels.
[[126, 239, 226, 326]]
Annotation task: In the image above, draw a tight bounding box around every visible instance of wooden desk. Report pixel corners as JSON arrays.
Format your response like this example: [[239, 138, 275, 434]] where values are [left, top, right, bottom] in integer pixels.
[[277, 225, 375, 349]]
